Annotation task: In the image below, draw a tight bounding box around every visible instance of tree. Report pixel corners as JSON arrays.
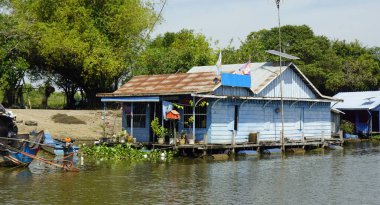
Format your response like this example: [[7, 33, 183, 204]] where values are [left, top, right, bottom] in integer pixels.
[[135, 29, 214, 75], [234, 25, 380, 95], [8, 0, 160, 107], [0, 13, 30, 107]]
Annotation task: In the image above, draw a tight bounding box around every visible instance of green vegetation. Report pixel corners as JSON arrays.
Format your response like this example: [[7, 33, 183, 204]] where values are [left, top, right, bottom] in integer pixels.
[[135, 29, 214, 75], [150, 117, 167, 139], [1, 1, 379, 109], [341, 120, 354, 133], [370, 135, 380, 140], [80, 144, 175, 161], [51, 113, 86, 124], [222, 25, 380, 96]]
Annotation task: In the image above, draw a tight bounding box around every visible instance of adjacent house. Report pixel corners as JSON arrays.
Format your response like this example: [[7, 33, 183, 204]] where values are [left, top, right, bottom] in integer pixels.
[[97, 62, 340, 144], [333, 91, 380, 136]]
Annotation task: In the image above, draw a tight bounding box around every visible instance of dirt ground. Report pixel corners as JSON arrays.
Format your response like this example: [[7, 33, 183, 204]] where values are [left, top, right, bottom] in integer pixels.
[[9, 109, 123, 141]]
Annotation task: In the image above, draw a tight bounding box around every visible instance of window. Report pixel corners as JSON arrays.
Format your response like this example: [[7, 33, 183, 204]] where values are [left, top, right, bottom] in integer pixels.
[[183, 105, 207, 128], [125, 103, 147, 128]]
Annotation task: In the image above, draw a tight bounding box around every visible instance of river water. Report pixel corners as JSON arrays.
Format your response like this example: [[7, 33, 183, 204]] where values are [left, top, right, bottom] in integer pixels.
[[1, 142, 380, 205]]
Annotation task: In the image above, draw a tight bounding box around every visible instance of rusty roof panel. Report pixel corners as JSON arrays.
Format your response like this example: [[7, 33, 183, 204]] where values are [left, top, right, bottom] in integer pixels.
[[110, 72, 217, 96]]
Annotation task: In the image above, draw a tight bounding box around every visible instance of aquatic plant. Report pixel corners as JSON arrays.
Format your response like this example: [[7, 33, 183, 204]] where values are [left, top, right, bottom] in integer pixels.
[[80, 144, 175, 162], [370, 134, 380, 140]]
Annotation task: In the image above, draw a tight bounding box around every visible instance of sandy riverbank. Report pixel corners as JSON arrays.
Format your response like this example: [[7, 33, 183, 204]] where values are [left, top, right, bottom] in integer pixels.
[[9, 109, 123, 141]]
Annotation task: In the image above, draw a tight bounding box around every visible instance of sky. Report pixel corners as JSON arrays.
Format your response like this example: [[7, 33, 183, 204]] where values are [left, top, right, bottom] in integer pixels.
[[152, 0, 380, 48]]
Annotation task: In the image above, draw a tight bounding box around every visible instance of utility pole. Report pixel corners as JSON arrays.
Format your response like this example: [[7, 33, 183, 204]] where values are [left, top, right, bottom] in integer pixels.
[[276, 0, 285, 152]]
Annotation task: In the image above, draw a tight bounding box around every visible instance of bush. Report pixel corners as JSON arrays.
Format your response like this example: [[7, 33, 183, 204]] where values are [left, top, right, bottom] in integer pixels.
[[341, 120, 354, 133]]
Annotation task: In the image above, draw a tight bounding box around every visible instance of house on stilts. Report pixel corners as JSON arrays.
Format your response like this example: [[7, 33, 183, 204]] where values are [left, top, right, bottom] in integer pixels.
[[97, 62, 342, 151]]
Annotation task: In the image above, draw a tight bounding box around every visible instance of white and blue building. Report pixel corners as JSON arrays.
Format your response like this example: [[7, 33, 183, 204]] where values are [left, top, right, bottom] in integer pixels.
[[98, 62, 340, 144]]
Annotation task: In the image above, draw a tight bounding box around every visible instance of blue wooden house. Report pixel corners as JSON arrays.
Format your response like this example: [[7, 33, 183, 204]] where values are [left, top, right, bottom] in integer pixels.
[[98, 62, 339, 144], [333, 91, 380, 136]]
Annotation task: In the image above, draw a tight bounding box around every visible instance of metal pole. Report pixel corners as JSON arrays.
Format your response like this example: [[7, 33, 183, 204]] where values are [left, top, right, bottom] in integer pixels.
[[276, 0, 285, 152], [131, 102, 134, 137], [103, 102, 106, 137], [192, 96, 196, 142]]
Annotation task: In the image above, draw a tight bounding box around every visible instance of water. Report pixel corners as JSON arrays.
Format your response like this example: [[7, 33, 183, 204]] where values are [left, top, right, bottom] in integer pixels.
[[1, 142, 380, 205]]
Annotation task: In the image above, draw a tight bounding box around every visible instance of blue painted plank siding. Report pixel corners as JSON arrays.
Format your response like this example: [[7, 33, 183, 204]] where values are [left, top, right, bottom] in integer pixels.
[[258, 68, 316, 98], [214, 86, 252, 97], [208, 99, 331, 144], [122, 103, 150, 142], [177, 108, 208, 142]]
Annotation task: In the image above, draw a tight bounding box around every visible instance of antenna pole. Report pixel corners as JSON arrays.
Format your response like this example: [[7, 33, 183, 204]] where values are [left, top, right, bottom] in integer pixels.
[[276, 0, 285, 152]]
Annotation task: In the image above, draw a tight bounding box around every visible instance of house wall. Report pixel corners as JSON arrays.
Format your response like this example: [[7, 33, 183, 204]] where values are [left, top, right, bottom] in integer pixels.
[[331, 112, 341, 135], [214, 86, 252, 97], [258, 68, 317, 99], [122, 103, 151, 142], [177, 109, 208, 142], [207, 99, 331, 144]]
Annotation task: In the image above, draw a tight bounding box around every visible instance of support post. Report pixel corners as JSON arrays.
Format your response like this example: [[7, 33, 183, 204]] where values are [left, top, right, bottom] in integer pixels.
[[102, 102, 106, 137], [131, 102, 134, 137], [231, 130, 236, 154], [153, 102, 156, 143], [339, 130, 343, 144], [257, 132, 261, 145], [192, 96, 196, 142], [321, 131, 325, 148], [301, 132, 305, 149]]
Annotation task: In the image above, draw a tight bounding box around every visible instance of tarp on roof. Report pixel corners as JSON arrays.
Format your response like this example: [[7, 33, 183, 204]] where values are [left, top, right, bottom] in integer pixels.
[[333, 91, 380, 110]]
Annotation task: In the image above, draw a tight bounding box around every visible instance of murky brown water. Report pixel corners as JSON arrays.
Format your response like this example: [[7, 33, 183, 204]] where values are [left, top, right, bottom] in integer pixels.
[[1, 142, 380, 205]]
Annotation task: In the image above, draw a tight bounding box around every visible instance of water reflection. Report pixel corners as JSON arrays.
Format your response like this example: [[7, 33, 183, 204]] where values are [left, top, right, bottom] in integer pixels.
[[0, 143, 380, 204]]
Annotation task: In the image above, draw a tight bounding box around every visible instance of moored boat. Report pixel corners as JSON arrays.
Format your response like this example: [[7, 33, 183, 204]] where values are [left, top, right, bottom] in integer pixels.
[[42, 132, 78, 156], [0, 103, 45, 167], [0, 131, 45, 166]]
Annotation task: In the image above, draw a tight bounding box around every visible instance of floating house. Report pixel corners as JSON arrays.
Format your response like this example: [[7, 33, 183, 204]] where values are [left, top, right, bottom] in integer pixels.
[[333, 91, 380, 136], [98, 62, 340, 145]]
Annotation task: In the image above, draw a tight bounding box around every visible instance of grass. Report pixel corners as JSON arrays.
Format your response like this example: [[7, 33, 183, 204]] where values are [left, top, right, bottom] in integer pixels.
[[51, 113, 86, 124], [370, 135, 380, 140], [0, 89, 82, 109]]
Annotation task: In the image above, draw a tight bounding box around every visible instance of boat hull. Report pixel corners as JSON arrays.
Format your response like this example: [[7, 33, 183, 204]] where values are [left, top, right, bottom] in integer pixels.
[[42, 132, 78, 156], [0, 131, 44, 167]]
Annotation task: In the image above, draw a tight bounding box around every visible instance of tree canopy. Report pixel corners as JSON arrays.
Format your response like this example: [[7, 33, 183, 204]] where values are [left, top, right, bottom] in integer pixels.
[[135, 29, 214, 75], [3, 0, 159, 107], [222, 25, 380, 95], [0, 1, 379, 109]]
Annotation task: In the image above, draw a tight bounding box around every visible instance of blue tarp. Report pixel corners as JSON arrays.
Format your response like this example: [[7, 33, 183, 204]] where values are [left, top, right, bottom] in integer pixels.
[[221, 73, 251, 88]]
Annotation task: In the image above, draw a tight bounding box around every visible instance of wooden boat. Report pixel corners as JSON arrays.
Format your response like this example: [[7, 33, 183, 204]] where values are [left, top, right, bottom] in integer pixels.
[[0, 104, 45, 167], [42, 132, 78, 156], [0, 131, 45, 167]]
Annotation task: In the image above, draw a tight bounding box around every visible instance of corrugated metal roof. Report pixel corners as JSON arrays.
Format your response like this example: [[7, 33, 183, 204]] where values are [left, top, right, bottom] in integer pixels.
[[188, 62, 267, 74], [98, 72, 218, 97], [188, 62, 334, 100], [188, 62, 279, 94], [333, 91, 380, 110], [98, 62, 339, 102]]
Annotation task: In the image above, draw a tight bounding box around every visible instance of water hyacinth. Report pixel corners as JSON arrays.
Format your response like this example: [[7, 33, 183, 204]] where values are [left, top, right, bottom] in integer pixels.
[[79, 144, 175, 161]]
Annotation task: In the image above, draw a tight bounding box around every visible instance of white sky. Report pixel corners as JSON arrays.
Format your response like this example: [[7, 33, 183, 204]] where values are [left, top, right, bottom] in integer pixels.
[[152, 0, 380, 49]]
